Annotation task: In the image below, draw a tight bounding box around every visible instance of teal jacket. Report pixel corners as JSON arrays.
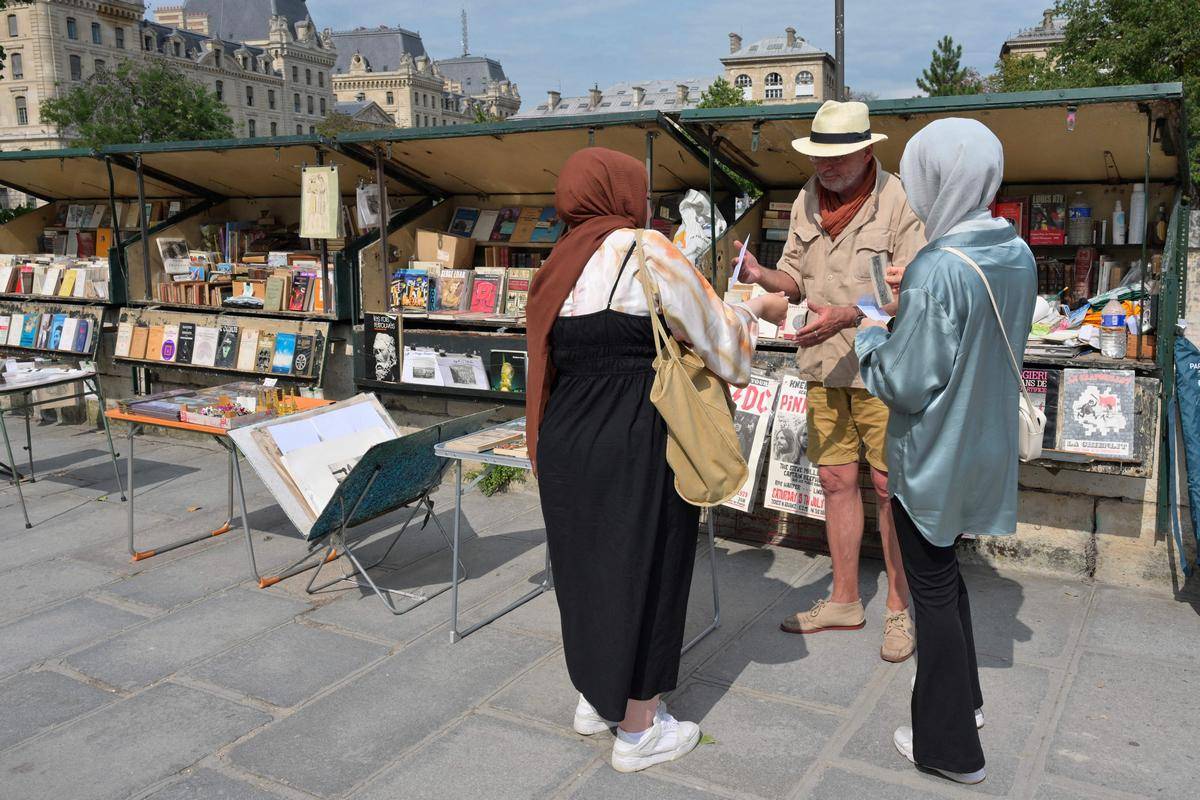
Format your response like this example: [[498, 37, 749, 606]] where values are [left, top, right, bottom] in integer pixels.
[[855, 225, 1037, 547]]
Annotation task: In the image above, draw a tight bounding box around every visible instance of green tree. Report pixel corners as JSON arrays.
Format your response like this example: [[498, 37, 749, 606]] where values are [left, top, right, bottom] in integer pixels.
[[917, 35, 983, 96], [989, 0, 1200, 190], [471, 104, 504, 124], [40, 60, 234, 148], [315, 111, 374, 137], [697, 76, 761, 109]]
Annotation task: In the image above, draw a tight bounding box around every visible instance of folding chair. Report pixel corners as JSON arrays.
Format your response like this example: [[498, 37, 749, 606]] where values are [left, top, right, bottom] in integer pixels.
[[299, 408, 496, 613]]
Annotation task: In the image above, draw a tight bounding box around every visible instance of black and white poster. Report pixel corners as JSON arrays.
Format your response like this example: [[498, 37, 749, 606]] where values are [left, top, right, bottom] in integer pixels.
[[1061, 368, 1136, 459], [722, 374, 780, 513], [763, 376, 825, 520]]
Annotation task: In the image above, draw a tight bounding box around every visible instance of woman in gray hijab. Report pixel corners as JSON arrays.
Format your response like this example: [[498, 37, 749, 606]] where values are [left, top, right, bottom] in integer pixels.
[[853, 118, 1037, 785]]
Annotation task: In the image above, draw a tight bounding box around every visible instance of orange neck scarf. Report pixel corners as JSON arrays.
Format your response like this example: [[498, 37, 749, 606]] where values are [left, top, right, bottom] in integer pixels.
[[817, 159, 877, 240]]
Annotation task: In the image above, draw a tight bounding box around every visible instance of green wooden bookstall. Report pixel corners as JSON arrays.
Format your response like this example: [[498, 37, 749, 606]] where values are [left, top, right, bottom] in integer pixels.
[[678, 83, 1191, 565], [336, 111, 748, 415]]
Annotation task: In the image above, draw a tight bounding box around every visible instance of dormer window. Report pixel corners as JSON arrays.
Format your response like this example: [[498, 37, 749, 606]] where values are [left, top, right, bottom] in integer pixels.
[[173, 41, 181, 57]]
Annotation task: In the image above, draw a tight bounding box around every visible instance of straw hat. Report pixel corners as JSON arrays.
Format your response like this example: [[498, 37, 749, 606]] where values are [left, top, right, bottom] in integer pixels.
[[792, 100, 888, 158]]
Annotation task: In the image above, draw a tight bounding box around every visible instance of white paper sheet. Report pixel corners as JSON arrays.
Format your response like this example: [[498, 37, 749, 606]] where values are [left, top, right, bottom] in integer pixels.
[[267, 418, 323, 454]]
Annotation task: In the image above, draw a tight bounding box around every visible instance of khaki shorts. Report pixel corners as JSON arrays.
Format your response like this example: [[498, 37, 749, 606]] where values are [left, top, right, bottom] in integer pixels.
[[805, 383, 889, 472]]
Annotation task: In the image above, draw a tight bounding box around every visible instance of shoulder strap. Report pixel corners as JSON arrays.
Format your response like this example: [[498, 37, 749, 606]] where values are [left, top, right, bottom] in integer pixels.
[[939, 246, 1033, 405], [606, 242, 637, 309], [631, 230, 673, 360]]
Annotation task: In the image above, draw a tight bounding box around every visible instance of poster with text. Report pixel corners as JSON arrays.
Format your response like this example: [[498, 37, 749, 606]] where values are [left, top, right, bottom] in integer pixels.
[[763, 376, 826, 520], [1060, 368, 1136, 459], [722, 373, 780, 512]]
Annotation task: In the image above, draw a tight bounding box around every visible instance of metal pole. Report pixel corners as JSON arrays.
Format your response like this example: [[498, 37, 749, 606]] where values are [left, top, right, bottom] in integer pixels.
[[134, 155, 152, 300], [708, 129, 718, 286], [316, 148, 331, 316], [835, 0, 846, 101], [644, 131, 654, 226], [375, 147, 390, 307], [103, 157, 125, 277], [1137, 111, 1151, 358]]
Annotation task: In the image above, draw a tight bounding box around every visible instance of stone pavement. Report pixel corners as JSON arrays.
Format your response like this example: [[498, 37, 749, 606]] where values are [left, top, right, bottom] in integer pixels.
[[1, 419, 1198, 800]]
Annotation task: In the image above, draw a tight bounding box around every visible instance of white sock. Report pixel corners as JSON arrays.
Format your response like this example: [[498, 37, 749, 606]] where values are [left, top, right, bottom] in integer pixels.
[[617, 727, 649, 744]]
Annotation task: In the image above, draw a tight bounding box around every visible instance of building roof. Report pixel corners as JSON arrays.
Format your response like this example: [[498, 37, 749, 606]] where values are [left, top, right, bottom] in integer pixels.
[[511, 78, 705, 120], [139, 20, 267, 61], [1002, 12, 1066, 53], [330, 26, 427, 74], [335, 100, 393, 125], [435, 55, 508, 92], [180, 0, 313, 43], [724, 33, 826, 61]]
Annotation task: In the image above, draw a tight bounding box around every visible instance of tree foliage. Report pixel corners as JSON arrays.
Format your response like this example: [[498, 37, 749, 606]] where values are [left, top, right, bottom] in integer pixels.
[[697, 76, 761, 109], [471, 104, 504, 124], [989, 0, 1200, 189], [917, 35, 983, 96], [315, 111, 374, 137], [40, 59, 234, 148]]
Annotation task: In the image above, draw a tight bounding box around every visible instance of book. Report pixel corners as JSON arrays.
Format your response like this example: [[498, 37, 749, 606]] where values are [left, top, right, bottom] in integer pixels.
[[2, 314, 18, 346], [175, 322, 196, 364], [1029, 194, 1066, 246], [57, 317, 77, 352], [364, 312, 402, 382], [992, 196, 1029, 241], [113, 322, 133, 358], [191, 325, 219, 366], [0, 266, 12, 293], [0, 316, 9, 345], [157, 237, 191, 274], [57, 269, 77, 298], [1060, 368, 1136, 459], [254, 332, 275, 372], [76, 231, 96, 259], [45, 314, 66, 350], [435, 269, 473, 312], [389, 269, 430, 313], [489, 207, 521, 241], [157, 323, 178, 361], [437, 354, 489, 390], [723, 374, 781, 512], [71, 268, 89, 298], [1022, 368, 1060, 450], [762, 376, 825, 519], [271, 332, 296, 374], [401, 347, 445, 386], [489, 350, 527, 393], [291, 335, 315, 376], [73, 318, 92, 353], [214, 324, 240, 368], [443, 427, 525, 454], [469, 267, 506, 314], [471, 209, 500, 241], [128, 325, 149, 359], [18, 314, 39, 347], [264, 276, 286, 312], [18, 266, 34, 293], [144, 325, 165, 361], [40, 266, 63, 295], [64, 204, 88, 228], [492, 437, 528, 459], [288, 273, 310, 312], [236, 328, 260, 371], [503, 267, 535, 317], [508, 206, 542, 243], [86, 204, 106, 228], [529, 207, 565, 243], [448, 207, 480, 237], [96, 228, 114, 258]]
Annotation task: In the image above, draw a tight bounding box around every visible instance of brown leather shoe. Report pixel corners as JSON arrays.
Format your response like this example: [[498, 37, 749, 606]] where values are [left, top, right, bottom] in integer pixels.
[[780, 598, 866, 634], [881, 609, 915, 662]]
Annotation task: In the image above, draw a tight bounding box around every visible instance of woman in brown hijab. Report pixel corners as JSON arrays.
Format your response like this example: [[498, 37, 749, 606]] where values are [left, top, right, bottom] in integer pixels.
[[528, 147, 786, 773]]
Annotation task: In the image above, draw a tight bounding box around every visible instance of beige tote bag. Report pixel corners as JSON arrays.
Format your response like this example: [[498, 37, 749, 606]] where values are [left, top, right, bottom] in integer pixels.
[[631, 231, 749, 506]]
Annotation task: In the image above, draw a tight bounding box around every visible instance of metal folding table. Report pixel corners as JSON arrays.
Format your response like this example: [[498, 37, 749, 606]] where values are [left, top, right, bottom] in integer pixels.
[[1, 368, 124, 528], [434, 427, 722, 651]]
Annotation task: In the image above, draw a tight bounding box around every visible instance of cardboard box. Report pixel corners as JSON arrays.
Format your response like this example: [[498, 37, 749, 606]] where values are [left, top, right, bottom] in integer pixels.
[[416, 229, 476, 268]]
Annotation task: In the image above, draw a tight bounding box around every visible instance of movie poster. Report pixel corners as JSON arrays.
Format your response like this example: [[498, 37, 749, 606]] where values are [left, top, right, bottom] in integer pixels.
[[763, 376, 825, 520], [722, 373, 780, 513], [1060, 368, 1136, 459]]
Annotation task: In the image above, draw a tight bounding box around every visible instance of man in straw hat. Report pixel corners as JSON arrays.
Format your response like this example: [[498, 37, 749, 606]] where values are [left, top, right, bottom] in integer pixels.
[[736, 100, 923, 663]]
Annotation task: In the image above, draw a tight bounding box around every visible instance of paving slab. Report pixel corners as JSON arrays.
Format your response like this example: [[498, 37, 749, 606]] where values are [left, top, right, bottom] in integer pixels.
[[0, 671, 115, 751], [356, 713, 595, 800], [566, 768, 730, 800], [140, 768, 285, 800], [1082, 586, 1200, 663], [65, 589, 309, 690], [0, 682, 270, 800], [1045, 651, 1199, 797], [228, 626, 555, 798], [0, 558, 117, 622], [184, 622, 388, 707], [659, 680, 841, 797], [839, 658, 1052, 796], [1032, 780, 1137, 800], [0, 597, 147, 677], [964, 566, 1090, 666], [487, 654, 578, 732], [810, 766, 966, 799]]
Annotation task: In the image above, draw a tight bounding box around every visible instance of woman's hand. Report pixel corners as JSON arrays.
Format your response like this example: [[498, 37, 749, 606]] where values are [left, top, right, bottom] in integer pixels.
[[745, 291, 789, 325], [858, 317, 888, 332]]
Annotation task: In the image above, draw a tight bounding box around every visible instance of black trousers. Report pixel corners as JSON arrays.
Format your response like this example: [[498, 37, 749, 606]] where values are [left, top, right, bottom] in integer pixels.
[[892, 497, 985, 774]]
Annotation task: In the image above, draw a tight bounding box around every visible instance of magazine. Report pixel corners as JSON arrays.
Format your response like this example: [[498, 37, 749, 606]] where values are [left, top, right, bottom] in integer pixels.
[[762, 376, 825, 520], [722, 373, 780, 512]]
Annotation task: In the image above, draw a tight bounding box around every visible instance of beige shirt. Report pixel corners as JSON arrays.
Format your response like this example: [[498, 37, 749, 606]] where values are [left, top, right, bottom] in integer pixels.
[[776, 163, 925, 388]]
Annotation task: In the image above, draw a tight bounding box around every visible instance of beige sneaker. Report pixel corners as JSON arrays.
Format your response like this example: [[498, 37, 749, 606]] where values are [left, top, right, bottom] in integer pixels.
[[881, 609, 915, 663], [780, 598, 866, 634]]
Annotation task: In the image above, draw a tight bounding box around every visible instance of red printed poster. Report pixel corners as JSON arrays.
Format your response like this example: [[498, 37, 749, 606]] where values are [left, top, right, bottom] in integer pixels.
[[722, 373, 780, 513], [763, 376, 826, 520]]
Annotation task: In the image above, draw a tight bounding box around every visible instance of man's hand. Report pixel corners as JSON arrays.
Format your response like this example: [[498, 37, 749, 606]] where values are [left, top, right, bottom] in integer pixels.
[[794, 302, 859, 348], [731, 240, 764, 285]]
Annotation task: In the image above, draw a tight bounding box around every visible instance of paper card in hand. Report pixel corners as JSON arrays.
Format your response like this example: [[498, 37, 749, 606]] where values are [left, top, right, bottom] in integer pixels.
[[870, 254, 893, 306]]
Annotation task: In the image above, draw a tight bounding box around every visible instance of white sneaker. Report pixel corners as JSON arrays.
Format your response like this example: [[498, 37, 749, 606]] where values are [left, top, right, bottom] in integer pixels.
[[909, 675, 985, 729], [893, 726, 986, 785], [573, 694, 616, 735], [611, 710, 701, 773]]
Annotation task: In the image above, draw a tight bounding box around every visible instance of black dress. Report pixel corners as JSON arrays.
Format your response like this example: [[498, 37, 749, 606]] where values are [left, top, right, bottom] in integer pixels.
[[537, 295, 701, 723]]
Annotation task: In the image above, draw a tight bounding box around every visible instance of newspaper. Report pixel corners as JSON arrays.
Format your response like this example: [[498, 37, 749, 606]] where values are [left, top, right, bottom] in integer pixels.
[[722, 373, 780, 512], [762, 376, 826, 520]]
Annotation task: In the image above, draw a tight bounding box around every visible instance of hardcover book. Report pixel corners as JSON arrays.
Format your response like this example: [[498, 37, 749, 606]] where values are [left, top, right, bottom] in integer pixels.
[[191, 326, 219, 367], [128, 325, 149, 359], [214, 324, 240, 369], [236, 328, 260, 371], [1029, 194, 1066, 246], [271, 332, 296, 374], [364, 312, 402, 383], [291, 335, 314, 376], [159, 323, 179, 362], [175, 322, 196, 364]]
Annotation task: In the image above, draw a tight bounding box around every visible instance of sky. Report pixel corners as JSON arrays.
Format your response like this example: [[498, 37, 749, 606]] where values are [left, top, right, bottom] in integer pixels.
[[305, 0, 1054, 101]]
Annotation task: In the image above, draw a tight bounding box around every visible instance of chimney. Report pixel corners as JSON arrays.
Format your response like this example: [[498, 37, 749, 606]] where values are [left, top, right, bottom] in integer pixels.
[[729, 32, 742, 53], [676, 84, 690, 104], [785, 27, 797, 48], [589, 84, 602, 109], [1042, 9, 1054, 28], [547, 90, 561, 110], [633, 85, 645, 106]]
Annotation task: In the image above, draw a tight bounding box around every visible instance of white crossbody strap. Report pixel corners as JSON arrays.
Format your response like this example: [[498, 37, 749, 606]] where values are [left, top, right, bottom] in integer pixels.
[[939, 246, 1033, 406]]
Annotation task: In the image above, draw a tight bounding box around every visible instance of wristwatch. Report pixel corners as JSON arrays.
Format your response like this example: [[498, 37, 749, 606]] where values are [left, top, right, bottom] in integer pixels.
[[852, 308, 866, 327]]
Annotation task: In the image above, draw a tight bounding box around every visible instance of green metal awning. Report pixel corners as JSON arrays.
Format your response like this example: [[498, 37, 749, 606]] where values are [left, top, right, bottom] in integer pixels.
[[0, 148, 189, 200]]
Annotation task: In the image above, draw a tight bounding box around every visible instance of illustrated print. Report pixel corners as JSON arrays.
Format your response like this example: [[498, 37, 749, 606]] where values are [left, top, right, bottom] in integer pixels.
[[1070, 385, 1128, 437]]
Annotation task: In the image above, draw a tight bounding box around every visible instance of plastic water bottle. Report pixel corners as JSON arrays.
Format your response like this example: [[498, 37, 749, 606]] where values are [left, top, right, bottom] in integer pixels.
[[1099, 299, 1127, 359], [1067, 192, 1092, 244]]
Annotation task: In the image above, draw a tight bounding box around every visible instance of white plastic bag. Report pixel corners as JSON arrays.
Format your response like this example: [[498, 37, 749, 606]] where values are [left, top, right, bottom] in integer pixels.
[[672, 190, 726, 272]]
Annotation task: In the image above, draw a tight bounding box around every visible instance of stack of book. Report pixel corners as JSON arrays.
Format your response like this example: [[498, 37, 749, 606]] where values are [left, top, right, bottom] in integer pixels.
[[0, 310, 99, 353], [113, 319, 322, 378], [151, 242, 329, 314], [0, 257, 111, 301], [389, 265, 536, 324], [757, 201, 791, 268]]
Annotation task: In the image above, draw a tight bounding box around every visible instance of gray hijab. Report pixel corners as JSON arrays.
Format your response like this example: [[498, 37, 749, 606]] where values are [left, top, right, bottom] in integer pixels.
[[899, 118, 1005, 242]]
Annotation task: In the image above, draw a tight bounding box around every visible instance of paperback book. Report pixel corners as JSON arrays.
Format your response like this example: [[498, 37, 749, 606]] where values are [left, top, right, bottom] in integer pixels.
[[364, 312, 402, 383]]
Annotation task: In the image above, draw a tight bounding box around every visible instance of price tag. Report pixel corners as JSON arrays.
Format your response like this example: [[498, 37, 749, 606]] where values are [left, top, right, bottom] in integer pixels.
[[263, 377, 278, 388]]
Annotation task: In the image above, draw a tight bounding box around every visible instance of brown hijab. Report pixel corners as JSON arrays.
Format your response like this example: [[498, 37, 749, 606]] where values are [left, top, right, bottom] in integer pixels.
[[525, 147, 648, 472]]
